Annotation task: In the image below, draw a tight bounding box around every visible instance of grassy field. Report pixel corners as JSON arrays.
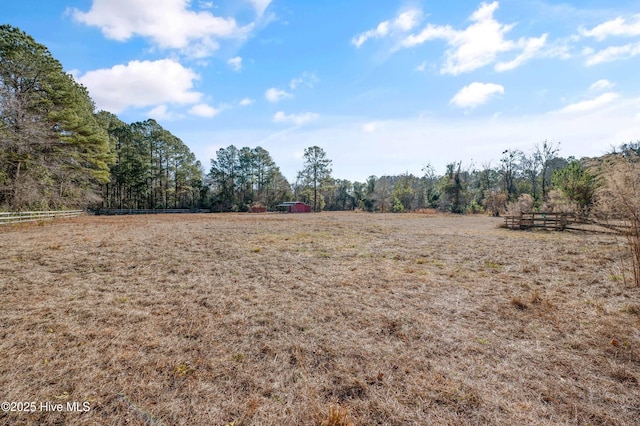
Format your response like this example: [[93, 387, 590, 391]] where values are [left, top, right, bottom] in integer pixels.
[[1, 212, 639, 425]]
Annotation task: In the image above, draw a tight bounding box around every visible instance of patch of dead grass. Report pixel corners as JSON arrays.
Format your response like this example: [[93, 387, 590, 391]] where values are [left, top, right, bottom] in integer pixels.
[[0, 212, 639, 425]]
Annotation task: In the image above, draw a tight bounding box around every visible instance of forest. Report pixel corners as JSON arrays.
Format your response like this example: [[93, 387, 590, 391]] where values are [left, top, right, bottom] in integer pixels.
[[1, 25, 639, 218]]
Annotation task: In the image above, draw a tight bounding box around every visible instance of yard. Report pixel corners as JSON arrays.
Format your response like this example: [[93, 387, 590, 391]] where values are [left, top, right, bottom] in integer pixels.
[[0, 212, 638, 425]]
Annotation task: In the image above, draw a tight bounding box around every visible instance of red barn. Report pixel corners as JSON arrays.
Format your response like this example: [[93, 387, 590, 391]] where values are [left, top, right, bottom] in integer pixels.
[[276, 201, 312, 213]]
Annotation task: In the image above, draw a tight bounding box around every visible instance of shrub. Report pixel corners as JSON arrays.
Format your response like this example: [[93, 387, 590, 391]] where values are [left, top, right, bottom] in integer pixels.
[[392, 197, 405, 213], [467, 200, 484, 214], [482, 190, 508, 216], [507, 194, 534, 215], [542, 189, 579, 214]]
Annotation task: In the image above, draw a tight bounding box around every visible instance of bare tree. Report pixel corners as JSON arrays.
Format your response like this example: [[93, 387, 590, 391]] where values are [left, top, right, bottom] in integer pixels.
[[534, 140, 560, 202], [596, 154, 640, 286]]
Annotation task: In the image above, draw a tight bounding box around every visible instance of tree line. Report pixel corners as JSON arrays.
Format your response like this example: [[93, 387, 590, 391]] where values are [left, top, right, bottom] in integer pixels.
[[0, 25, 204, 211], [97, 114, 205, 210], [1, 25, 637, 218]]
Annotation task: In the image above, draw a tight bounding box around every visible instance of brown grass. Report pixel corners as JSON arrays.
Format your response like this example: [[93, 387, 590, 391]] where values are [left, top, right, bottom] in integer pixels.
[[1, 212, 639, 425]]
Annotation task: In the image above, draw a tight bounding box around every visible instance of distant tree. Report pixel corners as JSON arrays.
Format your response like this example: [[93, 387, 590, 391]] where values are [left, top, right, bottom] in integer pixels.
[[552, 159, 598, 211], [352, 180, 366, 210], [535, 140, 560, 202], [252, 146, 276, 204], [470, 162, 500, 208], [354, 176, 378, 212], [500, 149, 522, 201], [392, 173, 414, 212], [440, 162, 468, 213], [209, 145, 239, 211], [374, 176, 393, 213], [619, 141, 640, 157], [208, 144, 290, 211], [326, 179, 353, 210], [95, 115, 202, 210], [421, 164, 440, 208], [237, 146, 256, 209], [297, 146, 332, 212], [264, 166, 292, 207], [520, 150, 541, 205]]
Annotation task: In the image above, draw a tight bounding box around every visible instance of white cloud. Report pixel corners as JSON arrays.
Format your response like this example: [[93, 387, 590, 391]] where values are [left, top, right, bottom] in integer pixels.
[[248, 0, 272, 17], [71, 0, 253, 57], [362, 122, 379, 133], [401, 24, 455, 48], [495, 34, 548, 72], [450, 82, 504, 109], [415, 61, 427, 72], [559, 92, 620, 113], [585, 41, 640, 65], [351, 8, 422, 48], [289, 72, 319, 89], [589, 79, 615, 92], [393, 9, 423, 32], [352, 21, 390, 48], [582, 46, 595, 56], [273, 111, 319, 125], [239, 98, 254, 106], [227, 56, 242, 71], [76, 59, 201, 113], [189, 103, 220, 118], [400, 1, 546, 75], [148, 104, 176, 121], [265, 88, 293, 102], [580, 15, 640, 40]]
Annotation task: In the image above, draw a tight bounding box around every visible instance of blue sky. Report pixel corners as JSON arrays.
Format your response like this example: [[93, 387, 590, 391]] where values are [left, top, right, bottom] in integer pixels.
[[4, 0, 640, 181]]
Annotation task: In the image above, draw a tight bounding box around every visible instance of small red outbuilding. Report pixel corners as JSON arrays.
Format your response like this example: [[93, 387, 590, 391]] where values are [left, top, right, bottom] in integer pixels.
[[276, 201, 312, 213]]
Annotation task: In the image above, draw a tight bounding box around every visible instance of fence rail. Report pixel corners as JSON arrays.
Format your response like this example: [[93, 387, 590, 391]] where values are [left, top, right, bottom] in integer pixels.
[[504, 212, 630, 234], [0, 210, 84, 225], [92, 209, 206, 215], [504, 212, 575, 231]]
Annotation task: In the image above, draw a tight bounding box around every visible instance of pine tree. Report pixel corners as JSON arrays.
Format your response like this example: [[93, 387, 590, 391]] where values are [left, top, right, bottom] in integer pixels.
[[297, 146, 332, 212], [0, 25, 113, 209]]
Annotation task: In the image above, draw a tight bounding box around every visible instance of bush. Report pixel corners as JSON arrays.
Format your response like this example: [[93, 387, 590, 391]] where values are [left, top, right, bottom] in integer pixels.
[[467, 200, 484, 214], [392, 197, 405, 213], [542, 189, 580, 214], [507, 194, 534, 215], [482, 190, 508, 216]]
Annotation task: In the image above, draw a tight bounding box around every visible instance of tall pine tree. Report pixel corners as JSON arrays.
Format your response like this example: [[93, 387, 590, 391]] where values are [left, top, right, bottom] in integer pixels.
[[0, 25, 113, 209]]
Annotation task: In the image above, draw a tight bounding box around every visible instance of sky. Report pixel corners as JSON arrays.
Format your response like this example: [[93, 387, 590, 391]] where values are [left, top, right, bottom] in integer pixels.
[[4, 0, 640, 182]]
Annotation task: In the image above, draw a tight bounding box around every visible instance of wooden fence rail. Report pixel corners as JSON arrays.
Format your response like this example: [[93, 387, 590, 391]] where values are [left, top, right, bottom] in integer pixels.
[[504, 212, 576, 231], [504, 212, 630, 234], [0, 210, 84, 225], [92, 209, 205, 215]]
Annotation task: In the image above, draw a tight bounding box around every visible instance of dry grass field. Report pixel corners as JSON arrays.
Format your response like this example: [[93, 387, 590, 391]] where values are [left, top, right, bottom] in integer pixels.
[[1, 212, 639, 425]]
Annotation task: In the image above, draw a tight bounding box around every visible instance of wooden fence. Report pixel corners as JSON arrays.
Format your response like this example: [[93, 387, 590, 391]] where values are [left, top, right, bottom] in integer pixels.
[[92, 208, 206, 215], [0, 210, 84, 225], [504, 212, 575, 231], [504, 212, 630, 234]]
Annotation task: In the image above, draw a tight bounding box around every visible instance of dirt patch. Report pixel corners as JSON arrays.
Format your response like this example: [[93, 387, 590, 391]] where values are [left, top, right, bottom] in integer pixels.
[[1, 212, 638, 425]]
